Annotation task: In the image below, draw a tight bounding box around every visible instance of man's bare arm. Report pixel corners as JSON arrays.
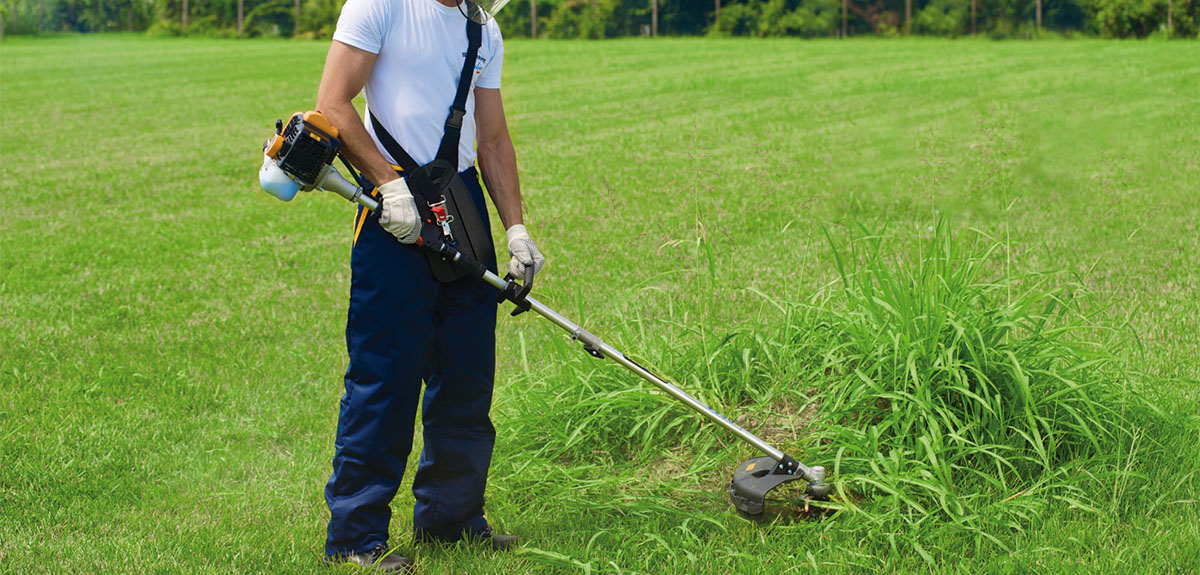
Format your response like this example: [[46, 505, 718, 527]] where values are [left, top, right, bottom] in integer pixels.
[[474, 87, 523, 230], [315, 41, 398, 187]]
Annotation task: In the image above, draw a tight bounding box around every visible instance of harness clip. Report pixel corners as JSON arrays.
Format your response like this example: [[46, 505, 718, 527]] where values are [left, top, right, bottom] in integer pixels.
[[427, 196, 455, 243]]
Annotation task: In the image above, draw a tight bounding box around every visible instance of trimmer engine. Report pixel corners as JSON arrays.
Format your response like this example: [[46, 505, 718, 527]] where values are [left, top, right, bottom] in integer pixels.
[[265, 112, 341, 188], [258, 111, 377, 211]]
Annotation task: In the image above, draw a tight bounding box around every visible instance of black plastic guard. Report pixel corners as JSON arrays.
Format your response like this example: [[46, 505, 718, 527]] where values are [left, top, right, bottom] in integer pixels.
[[437, 172, 494, 280], [729, 456, 810, 519], [408, 165, 495, 283]]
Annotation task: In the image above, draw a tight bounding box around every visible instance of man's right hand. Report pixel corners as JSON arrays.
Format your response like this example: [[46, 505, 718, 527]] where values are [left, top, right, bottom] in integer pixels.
[[377, 178, 422, 244]]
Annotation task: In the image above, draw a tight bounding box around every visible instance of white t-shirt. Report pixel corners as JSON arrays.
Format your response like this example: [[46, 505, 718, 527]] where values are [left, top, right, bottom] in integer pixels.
[[333, 0, 503, 172]]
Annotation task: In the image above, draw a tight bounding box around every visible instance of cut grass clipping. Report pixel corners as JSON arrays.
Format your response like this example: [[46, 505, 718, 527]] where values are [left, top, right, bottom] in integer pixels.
[[797, 222, 1156, 555]]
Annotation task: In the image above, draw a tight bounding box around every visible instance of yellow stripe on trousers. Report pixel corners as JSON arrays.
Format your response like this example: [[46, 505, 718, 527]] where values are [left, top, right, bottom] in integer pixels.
[[351, 167, 400, 246], [351, 187, 385, 246]]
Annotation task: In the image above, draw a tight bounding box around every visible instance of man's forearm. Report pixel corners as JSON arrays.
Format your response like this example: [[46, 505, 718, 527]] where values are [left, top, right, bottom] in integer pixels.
[[318, 100, 399, 187], [477, 134, 523, 230]]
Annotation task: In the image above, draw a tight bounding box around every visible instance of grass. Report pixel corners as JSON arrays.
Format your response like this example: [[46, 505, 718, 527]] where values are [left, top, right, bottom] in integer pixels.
[[2, 34, 1200, 573], [808, 223, 1159, 552]]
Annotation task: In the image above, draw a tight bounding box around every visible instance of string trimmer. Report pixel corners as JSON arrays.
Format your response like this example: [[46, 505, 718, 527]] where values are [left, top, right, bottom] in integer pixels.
[[257, 111, 831, 519]]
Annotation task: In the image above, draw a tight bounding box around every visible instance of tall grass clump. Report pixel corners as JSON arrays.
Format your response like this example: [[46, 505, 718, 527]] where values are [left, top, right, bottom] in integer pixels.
[[804, 223, 1152, 552]]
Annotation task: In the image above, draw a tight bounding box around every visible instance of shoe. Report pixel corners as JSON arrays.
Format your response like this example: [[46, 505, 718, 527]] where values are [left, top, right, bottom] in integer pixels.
[[323, 544, 414, 573], [415, 525, 519, 551], [474, 525, 519, 551]]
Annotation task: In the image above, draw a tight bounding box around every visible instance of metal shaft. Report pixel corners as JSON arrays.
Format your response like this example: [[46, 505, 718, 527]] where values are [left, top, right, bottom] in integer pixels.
[[480, 270, 787, 463], [319, 166, 379, 212]]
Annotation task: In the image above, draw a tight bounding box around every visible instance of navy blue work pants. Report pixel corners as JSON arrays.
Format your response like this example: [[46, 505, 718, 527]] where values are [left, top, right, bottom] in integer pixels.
[[325, 167, 498, 556]]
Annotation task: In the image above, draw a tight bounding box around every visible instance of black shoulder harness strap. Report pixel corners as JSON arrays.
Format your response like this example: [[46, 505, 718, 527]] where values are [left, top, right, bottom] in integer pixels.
[[365, 19, 493, 284], [369, 19, 482, 174]]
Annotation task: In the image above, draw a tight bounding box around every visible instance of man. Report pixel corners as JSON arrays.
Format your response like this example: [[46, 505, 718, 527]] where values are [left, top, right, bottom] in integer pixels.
[[315, 0, 544, 570]]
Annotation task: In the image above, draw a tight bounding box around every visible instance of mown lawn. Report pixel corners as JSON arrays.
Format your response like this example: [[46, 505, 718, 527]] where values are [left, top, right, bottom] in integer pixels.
[[1, 34, 1198, 573]]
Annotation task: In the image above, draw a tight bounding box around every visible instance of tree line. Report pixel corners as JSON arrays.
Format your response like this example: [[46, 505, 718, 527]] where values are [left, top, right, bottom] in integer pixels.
[[1, 0, 1194, 39]]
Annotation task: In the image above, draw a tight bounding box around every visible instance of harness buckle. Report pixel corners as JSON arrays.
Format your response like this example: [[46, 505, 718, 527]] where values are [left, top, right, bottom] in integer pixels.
[[445, 109, 466, 131]]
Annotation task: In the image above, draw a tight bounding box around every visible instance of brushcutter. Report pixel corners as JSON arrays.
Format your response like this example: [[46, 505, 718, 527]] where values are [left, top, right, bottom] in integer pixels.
[[257, 111, 831, 519]]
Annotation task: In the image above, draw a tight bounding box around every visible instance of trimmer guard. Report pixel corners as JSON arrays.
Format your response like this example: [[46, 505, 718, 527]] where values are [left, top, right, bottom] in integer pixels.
[[730, 456, 827, 519]]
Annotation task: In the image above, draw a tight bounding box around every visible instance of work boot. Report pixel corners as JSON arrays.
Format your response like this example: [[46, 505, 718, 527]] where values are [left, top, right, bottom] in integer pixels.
[[472, 525, 519, 551], [415, 525, 519, 551], [323, 544, 414, 573]]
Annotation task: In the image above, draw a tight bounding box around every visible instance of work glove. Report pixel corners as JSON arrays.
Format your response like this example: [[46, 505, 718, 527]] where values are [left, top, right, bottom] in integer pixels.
[[505, 224, 546, 279], [377, 178, 421, 244]]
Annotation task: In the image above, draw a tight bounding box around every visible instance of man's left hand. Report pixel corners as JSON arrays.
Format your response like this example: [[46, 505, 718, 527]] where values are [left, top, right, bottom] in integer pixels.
[[505, 224, 545, 280]]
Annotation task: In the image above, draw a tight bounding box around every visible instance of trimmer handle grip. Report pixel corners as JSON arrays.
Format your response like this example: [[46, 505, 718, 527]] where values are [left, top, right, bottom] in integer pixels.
[[496, 268, 533, 316]]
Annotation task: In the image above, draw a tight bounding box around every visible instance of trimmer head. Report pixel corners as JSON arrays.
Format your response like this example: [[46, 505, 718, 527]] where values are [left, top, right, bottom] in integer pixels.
[[729, 456, 830, 520]]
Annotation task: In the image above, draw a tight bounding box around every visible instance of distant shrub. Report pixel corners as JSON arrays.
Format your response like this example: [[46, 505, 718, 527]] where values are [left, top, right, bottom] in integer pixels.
[[915, 0, 970, 36], [1080, 0, 1195, 37], [146, 18, 183, 36], [758, 0, 789, 35], [757, 0, 840, 37], [544, 0, 614, 38], [788, 0, 843, 36], [1041, 0, 1088, 30], [712, 3, 759, 36], [183, 15, 222, 36], [300, 0, 344, 38], [241, 0, 295, 36], [546, 0, 594, 38], [495, 0, 536, 37]]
